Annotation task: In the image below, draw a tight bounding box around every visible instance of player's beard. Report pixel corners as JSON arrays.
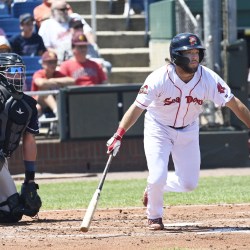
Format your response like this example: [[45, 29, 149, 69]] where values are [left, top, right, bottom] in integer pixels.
[[180, 63, 199, 74]]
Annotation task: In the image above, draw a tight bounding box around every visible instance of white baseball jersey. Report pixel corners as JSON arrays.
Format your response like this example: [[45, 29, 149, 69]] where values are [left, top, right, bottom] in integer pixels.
[[135, 63, 233, 128]]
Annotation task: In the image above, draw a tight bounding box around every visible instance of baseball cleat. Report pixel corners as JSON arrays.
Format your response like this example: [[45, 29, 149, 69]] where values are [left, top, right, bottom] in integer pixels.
[[142, 189, 148, 207], [148, 218, 164, 230]]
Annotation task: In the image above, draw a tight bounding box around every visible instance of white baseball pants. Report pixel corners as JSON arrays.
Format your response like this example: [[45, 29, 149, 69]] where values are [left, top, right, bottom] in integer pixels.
[[144, 114, 200, 219]]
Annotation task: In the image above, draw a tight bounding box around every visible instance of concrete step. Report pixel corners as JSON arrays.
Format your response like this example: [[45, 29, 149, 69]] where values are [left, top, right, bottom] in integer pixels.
[[108, 67, 153, 84], [67, 0, 112, 15], [67, 0, 150, 84], [68, 0, 125, 15], [96, 31, 147, 48], [100, 48, 149, 67], [84, 14, 145, 31]]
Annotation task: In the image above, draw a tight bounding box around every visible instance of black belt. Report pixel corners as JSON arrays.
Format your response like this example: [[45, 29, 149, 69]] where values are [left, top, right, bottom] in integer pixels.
[[168, 125, 188, 130]]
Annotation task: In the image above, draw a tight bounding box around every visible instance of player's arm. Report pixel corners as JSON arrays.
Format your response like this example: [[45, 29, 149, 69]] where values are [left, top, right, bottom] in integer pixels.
[[119, 102, 144, 131], [225, 96, 250, 128], [21, 131, 42, 217], [34, 77, 75, 89], [22, 132, 37, 162], [107, 103, 144, 156]]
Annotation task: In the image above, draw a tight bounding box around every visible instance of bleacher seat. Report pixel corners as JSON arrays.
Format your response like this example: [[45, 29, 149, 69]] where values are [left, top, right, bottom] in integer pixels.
[[11, 1, 42, 18], [0, 18, 20, 38], [0, 3, 11, 18], [24, 75, 33, 91], [22, 55, 41, 91], [22, 55, 41, 75]]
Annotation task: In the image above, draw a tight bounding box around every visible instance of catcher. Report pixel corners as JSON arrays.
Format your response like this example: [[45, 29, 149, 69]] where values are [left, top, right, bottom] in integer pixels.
[[0, 53, 41, 223]]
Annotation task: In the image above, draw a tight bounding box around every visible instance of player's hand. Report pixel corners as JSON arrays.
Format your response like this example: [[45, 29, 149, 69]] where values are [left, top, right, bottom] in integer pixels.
[[106, 128, 126, 156]]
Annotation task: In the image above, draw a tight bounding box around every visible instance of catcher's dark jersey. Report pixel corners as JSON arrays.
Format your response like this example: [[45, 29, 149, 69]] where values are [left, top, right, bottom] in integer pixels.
[[0, 85, 39, 157]]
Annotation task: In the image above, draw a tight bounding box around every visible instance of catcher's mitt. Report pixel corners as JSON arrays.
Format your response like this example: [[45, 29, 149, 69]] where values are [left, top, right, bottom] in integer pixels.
[[20, 182, 42, 217]]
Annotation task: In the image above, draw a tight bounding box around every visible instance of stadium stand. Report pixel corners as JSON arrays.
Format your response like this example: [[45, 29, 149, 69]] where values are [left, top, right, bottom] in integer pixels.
[[11, 1, 42, 18], [0, 18, 20, 38]]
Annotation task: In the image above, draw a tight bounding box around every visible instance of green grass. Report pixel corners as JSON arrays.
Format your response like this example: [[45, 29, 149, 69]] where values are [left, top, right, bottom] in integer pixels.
[[17, 175, 250, 210]]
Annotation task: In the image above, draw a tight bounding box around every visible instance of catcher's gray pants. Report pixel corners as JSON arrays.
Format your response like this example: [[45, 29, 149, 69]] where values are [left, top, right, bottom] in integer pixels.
[[0, 161, 17, 212]]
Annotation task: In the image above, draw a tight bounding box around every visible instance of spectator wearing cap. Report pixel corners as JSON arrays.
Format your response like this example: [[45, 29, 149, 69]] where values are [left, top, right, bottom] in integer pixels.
[[33, 0, 73, 28], [59, 31, 107, 86], [31, 51, 74, 118], [67, 13, 112, 75], [9, 13, 46, 56], [0, 35, 11, 53], [69, 13, 99, 58], [38, 0, 73, 64]]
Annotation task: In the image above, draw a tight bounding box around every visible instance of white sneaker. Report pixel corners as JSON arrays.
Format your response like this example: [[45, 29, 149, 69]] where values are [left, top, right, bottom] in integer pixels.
[[123, 2, 135, 16]]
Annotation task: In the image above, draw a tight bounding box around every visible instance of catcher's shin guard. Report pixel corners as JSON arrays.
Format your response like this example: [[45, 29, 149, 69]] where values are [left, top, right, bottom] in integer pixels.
[[0, 193, 23, 223]]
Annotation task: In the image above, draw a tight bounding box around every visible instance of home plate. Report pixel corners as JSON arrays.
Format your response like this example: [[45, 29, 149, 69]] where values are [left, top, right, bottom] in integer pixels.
[[197, 227, 250, 235]]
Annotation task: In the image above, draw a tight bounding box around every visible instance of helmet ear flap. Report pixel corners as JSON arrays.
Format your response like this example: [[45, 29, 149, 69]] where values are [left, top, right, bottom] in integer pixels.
[[171, 51, 190, 66]]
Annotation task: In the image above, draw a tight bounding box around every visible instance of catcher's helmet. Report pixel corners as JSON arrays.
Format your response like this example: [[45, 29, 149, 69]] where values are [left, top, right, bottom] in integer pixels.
[[0, 53, 26, 93], [170, 33, 205, 66]]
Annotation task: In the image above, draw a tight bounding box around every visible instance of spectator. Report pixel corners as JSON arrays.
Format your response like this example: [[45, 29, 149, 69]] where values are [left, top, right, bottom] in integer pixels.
[[9, 13, 46, 56], [31, 51, 74, 118], [33, 0, 73, 29], [69, 13, 112, 75], [38, 0, 72, 64], [0, 35, 11, 53], [59, 31, 107, 86], [69, 13, 99, 58]]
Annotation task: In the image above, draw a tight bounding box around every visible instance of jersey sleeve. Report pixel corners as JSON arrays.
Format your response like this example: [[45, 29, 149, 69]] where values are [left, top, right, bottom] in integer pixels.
[[206, 71, 233, 107], [135, 71, 160, 110], [24, 95, 39, 135]]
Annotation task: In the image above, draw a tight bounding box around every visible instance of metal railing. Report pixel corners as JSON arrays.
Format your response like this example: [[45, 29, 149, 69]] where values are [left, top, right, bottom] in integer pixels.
[[175, 0, 202, 38]]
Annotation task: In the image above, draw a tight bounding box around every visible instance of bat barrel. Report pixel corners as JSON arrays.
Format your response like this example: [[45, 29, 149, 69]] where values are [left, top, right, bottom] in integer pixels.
[[80, 154, 113, 232]]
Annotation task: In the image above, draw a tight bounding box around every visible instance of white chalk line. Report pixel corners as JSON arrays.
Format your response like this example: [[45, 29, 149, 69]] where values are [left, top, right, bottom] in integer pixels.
[[1, 221, 250, 240]]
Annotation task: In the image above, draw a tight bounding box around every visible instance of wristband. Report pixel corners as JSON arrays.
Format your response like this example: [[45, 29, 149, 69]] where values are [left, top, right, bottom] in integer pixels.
[[114, 127, 126, 139], [24, 160, 36, 172]]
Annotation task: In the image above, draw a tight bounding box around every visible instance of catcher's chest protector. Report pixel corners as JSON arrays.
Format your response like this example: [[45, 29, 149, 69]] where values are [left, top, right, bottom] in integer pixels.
[[0, 86, 32, 157]]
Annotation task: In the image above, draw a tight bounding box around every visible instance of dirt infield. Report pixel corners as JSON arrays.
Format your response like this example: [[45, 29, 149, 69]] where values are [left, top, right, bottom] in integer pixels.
[[2, 168, 250, 250], [1, 204, 250, 250], [0, 204, 250, 250]]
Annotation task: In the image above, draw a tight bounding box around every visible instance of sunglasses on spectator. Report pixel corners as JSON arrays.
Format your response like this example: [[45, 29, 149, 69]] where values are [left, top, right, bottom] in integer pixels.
[[57, 8, 68, 11], [44, 60, 57, 64]]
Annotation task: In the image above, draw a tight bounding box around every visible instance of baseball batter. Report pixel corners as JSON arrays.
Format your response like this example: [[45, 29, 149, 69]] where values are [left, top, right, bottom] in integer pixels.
[[107, 33, 250, 230]]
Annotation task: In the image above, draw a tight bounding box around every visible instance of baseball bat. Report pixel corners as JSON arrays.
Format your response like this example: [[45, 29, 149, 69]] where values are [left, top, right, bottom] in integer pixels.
[[80, 154, 113, 232]]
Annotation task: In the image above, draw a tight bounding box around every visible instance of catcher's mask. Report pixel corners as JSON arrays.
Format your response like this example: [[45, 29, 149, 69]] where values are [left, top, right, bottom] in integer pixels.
[[169, 33, 205, 68], [0, 53, 26, 93]]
